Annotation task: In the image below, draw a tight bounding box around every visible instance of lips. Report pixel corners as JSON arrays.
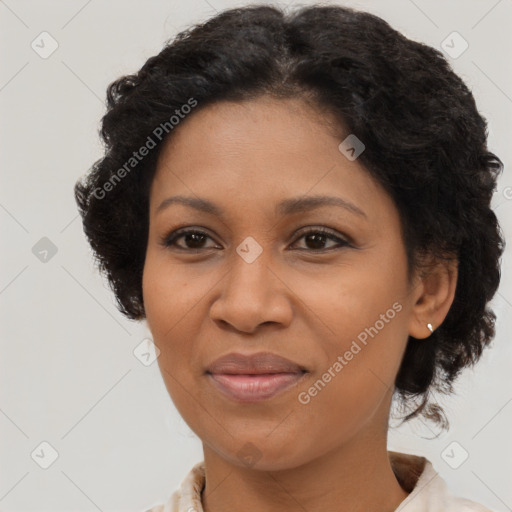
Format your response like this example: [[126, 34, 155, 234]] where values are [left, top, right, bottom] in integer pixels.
[[206, 352, 307, 402], [206, 352, 306, 375]]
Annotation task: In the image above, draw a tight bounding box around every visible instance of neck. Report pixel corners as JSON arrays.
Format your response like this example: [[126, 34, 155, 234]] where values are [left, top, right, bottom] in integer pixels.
[[201, 426, 409, 512]]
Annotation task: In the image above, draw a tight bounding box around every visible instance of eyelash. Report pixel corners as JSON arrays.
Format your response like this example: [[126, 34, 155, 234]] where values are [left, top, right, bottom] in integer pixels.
[[159, 226, 352, 253]]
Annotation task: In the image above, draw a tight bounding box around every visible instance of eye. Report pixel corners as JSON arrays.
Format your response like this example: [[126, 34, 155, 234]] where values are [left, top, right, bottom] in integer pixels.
[[290, 227, 351, 252], [160, 228, 220, 252], [160, 226, 351, 253]]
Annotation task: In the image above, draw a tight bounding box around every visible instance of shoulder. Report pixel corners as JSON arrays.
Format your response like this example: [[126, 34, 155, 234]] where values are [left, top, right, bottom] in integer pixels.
[[420, 468, 497, 512], [142, 461, 205, 512], [141, 491, 178, 512], [390, 451, 498, 512], [142, 488, 180, 512], [443, 496, 497, 512]]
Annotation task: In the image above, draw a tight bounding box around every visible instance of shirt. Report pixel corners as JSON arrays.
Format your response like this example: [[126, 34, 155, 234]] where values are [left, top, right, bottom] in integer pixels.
[[144, 450, 496, 512]]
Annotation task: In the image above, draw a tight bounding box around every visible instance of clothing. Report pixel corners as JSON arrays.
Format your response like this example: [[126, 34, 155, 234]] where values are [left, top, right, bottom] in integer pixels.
[[144, 451, 496, 512]]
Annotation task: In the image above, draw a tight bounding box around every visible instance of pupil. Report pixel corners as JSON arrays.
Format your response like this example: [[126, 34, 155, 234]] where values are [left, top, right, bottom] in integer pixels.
[[186, 233, 206, 248], [306, 233, 326, 249]]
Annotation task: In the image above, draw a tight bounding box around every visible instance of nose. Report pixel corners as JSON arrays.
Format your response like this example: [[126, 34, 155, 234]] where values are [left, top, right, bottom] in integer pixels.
[[209, 248, 293, 334]]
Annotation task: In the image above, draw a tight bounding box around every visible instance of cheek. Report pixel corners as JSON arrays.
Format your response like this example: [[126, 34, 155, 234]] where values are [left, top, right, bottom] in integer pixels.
[[143, 262, 204, 430], [142, 256, 198, 383], [290, 264, 408, 424], [142, 252, 199, 337], [293, 254, 408, 355], [292, 316, 407, 454]]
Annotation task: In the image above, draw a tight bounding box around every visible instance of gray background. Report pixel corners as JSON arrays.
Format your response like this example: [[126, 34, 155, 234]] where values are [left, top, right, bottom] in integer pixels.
[[1, 0, 511, 511]]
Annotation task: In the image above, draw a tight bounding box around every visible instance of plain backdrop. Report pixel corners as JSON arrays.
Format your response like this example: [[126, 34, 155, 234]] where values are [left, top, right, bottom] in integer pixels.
[[1, 0, 511, 511]]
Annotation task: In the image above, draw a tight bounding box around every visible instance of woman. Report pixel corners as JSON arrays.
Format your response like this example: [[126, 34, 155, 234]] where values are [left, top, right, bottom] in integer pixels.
[[74, 4, 505, 512]]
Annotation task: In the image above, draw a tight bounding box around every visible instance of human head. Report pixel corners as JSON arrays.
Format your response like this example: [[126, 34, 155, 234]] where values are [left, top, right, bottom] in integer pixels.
[[74, 4, 504, 438]]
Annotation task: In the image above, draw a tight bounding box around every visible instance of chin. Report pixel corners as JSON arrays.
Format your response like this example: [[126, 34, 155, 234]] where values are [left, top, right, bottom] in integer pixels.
[[209, 432, 313, 472]]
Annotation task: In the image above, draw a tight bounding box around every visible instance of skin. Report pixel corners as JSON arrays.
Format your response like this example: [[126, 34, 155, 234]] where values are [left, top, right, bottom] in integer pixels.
[[142, 96, 458, 512]]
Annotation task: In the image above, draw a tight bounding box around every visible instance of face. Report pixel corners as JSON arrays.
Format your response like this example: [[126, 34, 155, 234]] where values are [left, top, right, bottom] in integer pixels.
[[142, 96, 418, 470]]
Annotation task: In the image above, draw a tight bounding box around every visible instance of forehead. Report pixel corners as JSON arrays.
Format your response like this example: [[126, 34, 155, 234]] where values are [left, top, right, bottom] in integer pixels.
[[149, 96, 389, 222]]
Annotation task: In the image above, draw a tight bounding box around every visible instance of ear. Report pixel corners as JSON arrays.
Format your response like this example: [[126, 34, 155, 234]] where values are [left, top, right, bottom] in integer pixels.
[[408, 256, 459, 339]]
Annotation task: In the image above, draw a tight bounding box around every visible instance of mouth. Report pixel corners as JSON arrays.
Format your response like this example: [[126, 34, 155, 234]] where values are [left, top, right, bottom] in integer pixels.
[[205, 351, 308, 403], [207, 371, 308, 402]]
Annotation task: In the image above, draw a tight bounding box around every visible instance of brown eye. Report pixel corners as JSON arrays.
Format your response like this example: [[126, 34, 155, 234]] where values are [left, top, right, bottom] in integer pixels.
[[161, 229, 219, 251], [291, 228, 350, 251], [160, 226, 351, 253]]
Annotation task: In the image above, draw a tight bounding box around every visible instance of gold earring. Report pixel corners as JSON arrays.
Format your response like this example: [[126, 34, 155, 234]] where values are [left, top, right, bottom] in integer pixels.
[[427, 323, 434, 334]]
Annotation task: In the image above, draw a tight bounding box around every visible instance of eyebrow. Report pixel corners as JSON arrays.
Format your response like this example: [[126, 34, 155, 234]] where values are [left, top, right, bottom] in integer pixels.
[[156, 194, 367, 219]]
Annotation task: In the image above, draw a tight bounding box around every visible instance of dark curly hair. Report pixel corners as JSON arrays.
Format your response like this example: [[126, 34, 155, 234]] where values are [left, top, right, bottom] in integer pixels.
[[74, 3, 505, 431]]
